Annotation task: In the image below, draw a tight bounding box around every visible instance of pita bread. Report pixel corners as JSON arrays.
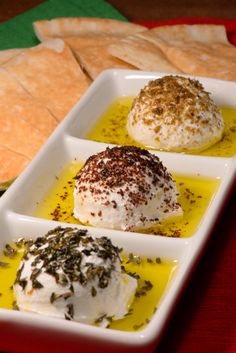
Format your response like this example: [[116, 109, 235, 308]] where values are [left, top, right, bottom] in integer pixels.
[[139, 24, 236, 59], [0, 146, 30, 184], [0, 48, 23, 65], [0, 101, 47, 160], [63, 35, 135, 75], [63, 33, 133, 52], [66, 33, 120, 46], [139, 24, 230, 45], [0, 68, 58, 137], [157, 42, 236, 80], [74, 44, 135, 79], [33, 17, 147, 42], [3, 39, 89, 121], [108, 35, 181, 73], [138, 25, 236, 81]]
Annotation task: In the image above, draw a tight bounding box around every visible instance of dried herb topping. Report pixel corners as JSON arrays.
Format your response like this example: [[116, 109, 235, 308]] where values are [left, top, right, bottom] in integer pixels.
[[15, 227, 122, 293]]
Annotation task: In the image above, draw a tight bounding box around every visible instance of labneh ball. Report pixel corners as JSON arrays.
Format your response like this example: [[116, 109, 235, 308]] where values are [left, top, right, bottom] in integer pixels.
[[73, 146, 182, 231], [14, 227, 137, 327], [127, 76, 224, 152]]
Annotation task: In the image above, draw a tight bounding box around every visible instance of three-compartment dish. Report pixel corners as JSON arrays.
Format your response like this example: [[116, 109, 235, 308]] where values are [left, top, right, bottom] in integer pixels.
[[0, 70, 235, 353]]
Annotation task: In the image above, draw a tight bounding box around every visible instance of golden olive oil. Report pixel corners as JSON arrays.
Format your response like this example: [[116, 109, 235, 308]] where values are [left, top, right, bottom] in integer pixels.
[[86, 97, 236, 157], [0, 245, 24, 309], [0, 246, 177, 332], [35, 161, 219, 238], [109, 256, 177, 331]]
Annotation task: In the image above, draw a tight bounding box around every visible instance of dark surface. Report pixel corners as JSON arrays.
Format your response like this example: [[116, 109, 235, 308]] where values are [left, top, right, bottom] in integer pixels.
[[108, 0, 236, 20], [0, 0, 43, 22], [1, 0, 236, 23]]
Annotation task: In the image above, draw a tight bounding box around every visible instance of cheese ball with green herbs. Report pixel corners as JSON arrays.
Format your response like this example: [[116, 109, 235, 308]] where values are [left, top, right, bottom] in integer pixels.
[[14, 227, 137, 327]]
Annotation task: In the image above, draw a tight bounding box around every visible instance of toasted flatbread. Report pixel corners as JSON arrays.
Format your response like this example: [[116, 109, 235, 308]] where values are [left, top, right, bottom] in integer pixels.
[[0, 68, 58, 137], [0, 100, 47, 160], [138, 24, 230, 45], [108, 35, 181, 73], [157, 42, 236, 80], [0, 146, 30, 184], [63, 33, 129, 50], [0, 48, 23, 65], [3, 39, 89, 121], [138, 25, 236, 81], [62, 34, 137, 78], [74, 44, 135, 79], [33, 17, 147, 41]]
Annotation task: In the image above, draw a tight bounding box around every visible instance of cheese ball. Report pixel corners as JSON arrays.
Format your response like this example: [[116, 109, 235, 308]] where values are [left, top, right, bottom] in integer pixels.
[[127, 76, 224, 152], [73, 146, 182, 231], [14, 227, 137, 327]]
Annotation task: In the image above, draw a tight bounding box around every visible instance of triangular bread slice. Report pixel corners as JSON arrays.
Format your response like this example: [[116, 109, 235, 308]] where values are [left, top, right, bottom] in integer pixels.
[[0, 48, 23, 65], [138, 25, 236, 81], [63, 35, 136, 80], [63, 33, 133, 49], [0, 146, 30, 184], [138, 24, 236, 58], [108, 35, 181, 73], [0, 67, 58, 137], [0, 68, 53, 161], [3, 39, 89, 121], [33, 17, 147, 41], [138, 24, 230, 45], [75, 45, 135, 80], [157, 43, 236, 80], [0, 100, 47, 161]]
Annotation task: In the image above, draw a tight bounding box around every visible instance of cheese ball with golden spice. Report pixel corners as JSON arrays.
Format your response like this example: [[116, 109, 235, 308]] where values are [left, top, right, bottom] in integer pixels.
[[127, 76, 224, 152]]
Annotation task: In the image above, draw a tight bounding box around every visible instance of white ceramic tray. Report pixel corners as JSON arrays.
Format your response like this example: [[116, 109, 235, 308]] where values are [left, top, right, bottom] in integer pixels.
[[0, 70, 235, 353]]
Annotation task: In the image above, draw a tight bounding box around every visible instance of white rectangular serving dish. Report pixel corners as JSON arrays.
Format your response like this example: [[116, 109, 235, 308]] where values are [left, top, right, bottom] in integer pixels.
[[0, 70, 235, 353]]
